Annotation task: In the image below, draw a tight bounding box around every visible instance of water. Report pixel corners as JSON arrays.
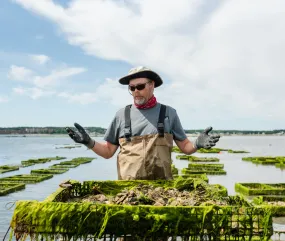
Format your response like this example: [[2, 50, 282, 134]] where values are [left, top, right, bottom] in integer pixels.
[[0, 135, 285, 239]]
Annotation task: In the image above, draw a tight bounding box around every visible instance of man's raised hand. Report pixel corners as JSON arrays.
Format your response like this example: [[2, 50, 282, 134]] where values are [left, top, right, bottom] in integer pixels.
[[194, 126, 220, 149], [65, 123, 95, 149]]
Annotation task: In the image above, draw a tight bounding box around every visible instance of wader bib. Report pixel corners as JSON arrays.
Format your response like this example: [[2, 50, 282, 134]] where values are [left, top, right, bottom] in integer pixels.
[[117, 104, 173, 180]]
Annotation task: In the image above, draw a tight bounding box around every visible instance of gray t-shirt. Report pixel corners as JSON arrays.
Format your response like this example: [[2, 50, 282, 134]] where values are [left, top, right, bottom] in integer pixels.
[[104, 103, 187, 145]]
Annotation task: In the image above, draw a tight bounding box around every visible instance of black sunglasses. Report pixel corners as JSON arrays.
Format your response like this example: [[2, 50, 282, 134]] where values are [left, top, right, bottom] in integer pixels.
[[128, 81, 150, 91]]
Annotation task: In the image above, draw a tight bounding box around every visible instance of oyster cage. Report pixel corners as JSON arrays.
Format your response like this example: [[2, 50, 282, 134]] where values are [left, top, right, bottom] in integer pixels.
[[10, 179, 273, 241]]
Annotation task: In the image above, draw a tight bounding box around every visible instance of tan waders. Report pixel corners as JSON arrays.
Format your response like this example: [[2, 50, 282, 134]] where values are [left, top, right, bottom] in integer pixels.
[[117, 104, 172, 240], [117, 104, 173, 180]]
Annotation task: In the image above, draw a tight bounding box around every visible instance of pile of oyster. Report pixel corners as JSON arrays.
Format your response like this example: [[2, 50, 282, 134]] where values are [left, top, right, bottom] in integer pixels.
[[266, 201, 285, 206], [74, 184, 231, 206]]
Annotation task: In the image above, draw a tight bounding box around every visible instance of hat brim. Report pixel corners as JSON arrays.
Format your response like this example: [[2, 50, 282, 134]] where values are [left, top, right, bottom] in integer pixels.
[[119, 70, 163, 88]]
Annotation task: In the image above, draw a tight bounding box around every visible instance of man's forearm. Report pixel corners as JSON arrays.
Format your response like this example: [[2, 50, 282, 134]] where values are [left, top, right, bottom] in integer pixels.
[[175, 138, 197, 155], [90, 141, 118, 159], [183, 141, 197, 155]]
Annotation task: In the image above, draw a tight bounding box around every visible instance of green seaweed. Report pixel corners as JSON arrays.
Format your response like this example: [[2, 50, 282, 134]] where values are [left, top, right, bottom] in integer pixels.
[[176, 155, 220, 162], [242, 156, 285, 168], [235, 183, 285, 196], [21, 156, 66, 167], [171, 164, 178, 175], [0, 174, 53, 183], [9, 179, 273, 240], [0, 165, 20, 174], [31, 169, 68, 174], [173, 174, 209, 183], [59, 157, 95, 166], [227, 150, 249, 153], [50, 164, 78, 168], [197, 148, 223, 153], [188, 163, 224, 170], [0, 182, 25, 196], [182, 168, 227, 175]]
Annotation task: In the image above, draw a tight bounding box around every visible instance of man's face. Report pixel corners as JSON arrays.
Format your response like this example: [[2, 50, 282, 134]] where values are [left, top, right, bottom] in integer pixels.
[[129, 78, 154, 105]]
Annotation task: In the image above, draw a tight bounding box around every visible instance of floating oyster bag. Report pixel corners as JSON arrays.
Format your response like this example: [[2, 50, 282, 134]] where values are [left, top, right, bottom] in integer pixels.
[[10, 178, 273, 240]]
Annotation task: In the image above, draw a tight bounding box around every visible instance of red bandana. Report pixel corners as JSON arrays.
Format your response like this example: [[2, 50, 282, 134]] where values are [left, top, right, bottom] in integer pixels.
[[134, 95, 157, 109]]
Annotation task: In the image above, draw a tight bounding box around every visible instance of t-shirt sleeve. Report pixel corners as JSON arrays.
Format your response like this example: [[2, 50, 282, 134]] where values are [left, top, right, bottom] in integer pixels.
[[171, 111, 187, 141], [103, 114, 120, 146]]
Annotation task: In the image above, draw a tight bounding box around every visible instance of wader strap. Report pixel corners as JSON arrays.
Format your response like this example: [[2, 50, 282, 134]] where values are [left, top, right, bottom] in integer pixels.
[[158, 104, 166, 137], [124, 104, 132, 141]]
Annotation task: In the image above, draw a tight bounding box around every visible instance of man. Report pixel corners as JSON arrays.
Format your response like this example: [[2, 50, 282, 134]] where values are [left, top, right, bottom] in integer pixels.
[[66, 66, 220, 180]]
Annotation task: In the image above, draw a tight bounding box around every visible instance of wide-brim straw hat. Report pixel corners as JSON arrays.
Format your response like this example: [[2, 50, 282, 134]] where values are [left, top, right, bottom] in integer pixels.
[[119, 66, 163, 88]]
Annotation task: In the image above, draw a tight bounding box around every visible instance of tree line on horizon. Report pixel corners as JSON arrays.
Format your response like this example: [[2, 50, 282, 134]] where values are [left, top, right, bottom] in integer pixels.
[[0, 127, 284, 135]]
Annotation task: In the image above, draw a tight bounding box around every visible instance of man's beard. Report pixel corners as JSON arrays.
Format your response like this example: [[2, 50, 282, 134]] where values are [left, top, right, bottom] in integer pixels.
[[134, 97, 146, 105]]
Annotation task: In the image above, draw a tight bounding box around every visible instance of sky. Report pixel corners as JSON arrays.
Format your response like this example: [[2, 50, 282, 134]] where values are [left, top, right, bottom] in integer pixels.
[[0, 0, 284, 130]]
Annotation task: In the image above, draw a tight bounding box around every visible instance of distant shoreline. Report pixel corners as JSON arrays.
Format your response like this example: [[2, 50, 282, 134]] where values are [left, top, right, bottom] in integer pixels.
[[186, 134, 285, 137], [0, 134, 100, 138]]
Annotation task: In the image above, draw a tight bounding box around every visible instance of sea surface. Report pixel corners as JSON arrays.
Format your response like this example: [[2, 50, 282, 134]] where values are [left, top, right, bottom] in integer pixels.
[[0, 135, 285, 240]]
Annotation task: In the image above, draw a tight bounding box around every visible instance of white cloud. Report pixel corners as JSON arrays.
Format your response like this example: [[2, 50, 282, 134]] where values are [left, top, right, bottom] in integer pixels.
[[94, 78, 131, 106], [8, 64, 86, 89], [13, 0, 285, 127], [13, 87, 55, 99], [58, 92, 97, 105], [7, 65, 34, 82], [30, 54, 50, 65], [58, 78, 129, 106], [0, 96, 9, 103], [33, 67, 86, 88]]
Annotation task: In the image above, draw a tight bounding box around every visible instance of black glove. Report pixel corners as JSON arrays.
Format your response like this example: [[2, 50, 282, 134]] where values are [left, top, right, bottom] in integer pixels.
[[194, 126, 220, 149], [65, 123, 95, 149]]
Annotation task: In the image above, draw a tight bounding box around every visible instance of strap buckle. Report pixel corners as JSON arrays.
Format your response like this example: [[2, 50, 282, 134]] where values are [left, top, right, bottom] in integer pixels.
[[124, 129, 131, 142], [157, 123, 164, 137]]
